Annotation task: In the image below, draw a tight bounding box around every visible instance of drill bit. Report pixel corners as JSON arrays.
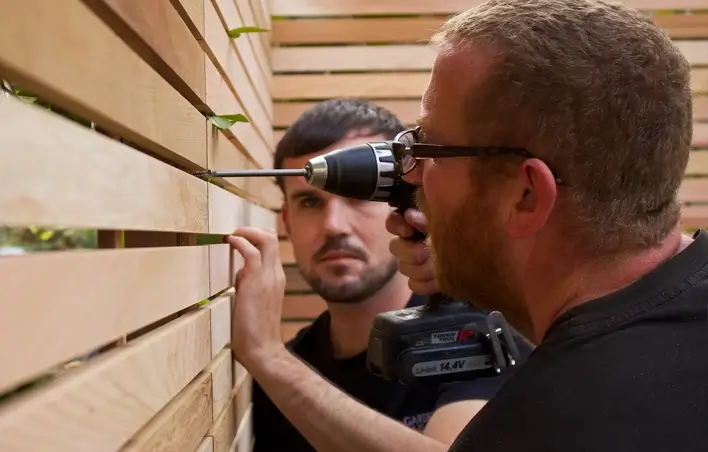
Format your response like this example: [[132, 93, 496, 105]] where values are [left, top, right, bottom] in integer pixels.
[[193, 168, 308, 178]]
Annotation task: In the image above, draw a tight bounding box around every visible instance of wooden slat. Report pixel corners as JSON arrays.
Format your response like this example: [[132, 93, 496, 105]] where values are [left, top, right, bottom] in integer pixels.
[[273, 68, 708, 100], [272, 15, 708, 44], [83, 0, 207, 108], [203, 2, 274, 154], [171, 0, 206, 38], [204, 296, 232, 358], [207, 373, 251, 452], [205, 348, 234, 420], [281, 321, 311, 342], [272, 40, 708, 73], [270, 0, 708, 17], [231, 404, 253, 452], [196, 437, 215, 452], [694, 122, 708, 147], [0, 95, 208, 232], [205, 117, 280, 209], [233, 0, 272, 75], [0, 0, 206, 169], [0, 309, 212, 452], [209, 243, 241, 295], [278, 240, 295, 263], [210, 0, 272, 119], [681, 204, 708, 228], [0, 245, 212, 395], [680, 178, 708, 203], [208, 184, 276, 234], [274, 96, 708, 127], [244, 0, 272, 55], [687, 150, 708, 176], [284, 266, 313, 292], [120, 371, 213, 452], [283, 294, 328, 319]]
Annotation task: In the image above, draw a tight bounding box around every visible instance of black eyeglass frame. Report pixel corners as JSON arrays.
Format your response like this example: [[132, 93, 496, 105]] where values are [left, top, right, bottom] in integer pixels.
[[393, 127, 562, 184]]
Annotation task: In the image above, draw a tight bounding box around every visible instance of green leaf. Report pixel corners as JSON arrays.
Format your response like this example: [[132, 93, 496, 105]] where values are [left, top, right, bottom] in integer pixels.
[[38, 230, 55, 241], [227, 26, 269, 38], [208, 114, 249, 130]]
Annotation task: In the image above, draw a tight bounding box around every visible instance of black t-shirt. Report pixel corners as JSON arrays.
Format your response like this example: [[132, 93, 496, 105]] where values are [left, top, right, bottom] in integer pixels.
[[449, 229, 708, 452], [252, 294, 534, 452]]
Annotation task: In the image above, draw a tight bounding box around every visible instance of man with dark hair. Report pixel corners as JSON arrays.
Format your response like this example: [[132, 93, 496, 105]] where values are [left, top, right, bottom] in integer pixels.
[[228, 98, 531, 452], [381, 0, 708, 451]]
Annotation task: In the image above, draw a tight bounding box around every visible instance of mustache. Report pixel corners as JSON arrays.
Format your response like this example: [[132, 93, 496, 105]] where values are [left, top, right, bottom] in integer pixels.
[[313, 235, 368, 261]]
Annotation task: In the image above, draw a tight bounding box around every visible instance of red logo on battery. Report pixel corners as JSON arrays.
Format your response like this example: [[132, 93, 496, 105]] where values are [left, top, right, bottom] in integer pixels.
[[458, 329, 475, 341]]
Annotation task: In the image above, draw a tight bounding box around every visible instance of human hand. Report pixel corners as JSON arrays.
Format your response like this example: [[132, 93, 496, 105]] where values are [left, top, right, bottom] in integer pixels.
[[225, 227, 286, 367], [385, 209, 439, 295]]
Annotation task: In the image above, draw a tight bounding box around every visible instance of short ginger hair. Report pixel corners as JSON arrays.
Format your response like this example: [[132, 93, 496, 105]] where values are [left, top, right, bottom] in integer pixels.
[[433, 0, 693, 253]]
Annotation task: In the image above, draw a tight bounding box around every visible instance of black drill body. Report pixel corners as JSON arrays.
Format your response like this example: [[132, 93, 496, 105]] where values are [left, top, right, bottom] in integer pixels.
[[196, 138, 522, 385]]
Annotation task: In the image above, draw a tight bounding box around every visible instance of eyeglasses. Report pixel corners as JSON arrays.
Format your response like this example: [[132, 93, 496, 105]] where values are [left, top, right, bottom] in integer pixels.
[[392, 127, 562, 184]]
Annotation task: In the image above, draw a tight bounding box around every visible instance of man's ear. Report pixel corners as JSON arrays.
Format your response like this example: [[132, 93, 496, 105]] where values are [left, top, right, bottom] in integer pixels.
[[280, 204, 290, 237]]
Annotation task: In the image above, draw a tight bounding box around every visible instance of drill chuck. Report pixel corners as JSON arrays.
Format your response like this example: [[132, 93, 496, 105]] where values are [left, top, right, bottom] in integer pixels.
[[303, 142, 399, 202]]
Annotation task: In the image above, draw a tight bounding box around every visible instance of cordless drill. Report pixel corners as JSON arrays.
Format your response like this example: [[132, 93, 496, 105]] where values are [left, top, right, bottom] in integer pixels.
[[196, 136, 521, 386]]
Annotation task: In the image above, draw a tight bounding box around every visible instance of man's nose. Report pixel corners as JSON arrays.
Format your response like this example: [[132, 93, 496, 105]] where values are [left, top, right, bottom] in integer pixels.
[[322, 199, 353, 235]]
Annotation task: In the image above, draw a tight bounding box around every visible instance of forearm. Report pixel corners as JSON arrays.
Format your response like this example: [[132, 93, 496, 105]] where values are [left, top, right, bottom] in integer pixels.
[[247, 346, 449, 452]]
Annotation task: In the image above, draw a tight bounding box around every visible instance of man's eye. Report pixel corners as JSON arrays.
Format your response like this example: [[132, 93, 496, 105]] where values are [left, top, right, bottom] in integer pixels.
[[300, 197, 321, 208]]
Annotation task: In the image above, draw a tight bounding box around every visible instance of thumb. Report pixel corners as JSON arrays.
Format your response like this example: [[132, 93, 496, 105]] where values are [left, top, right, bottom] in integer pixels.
[[404, 209, 428, 233]]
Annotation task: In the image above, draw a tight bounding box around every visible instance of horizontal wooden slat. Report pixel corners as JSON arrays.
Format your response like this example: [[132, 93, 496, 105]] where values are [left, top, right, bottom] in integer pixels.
[[272, 40, 708, 73], [231, 0, 272, 76], [694, 123, 708, 147], [681, 178, 708, 203], [0, 0, 206, 169], [83, 0, 207, 108], [0, 95, 208, 232], [272, 15, 708, 44], [681, 204, 708, 228], [0, 245, 212, 395], [273, 68, 708, 100], [197, 437, 215, 452], [274, 97, 708, 127], [687, 150, 708, 175], [120, 371, 213, 452], [208, 184, 277, 234], [285, 266, 312, 292], [172, 0, 206, 38], [205, 348, 234, 421], [283, 294, 327, 319], [270, 0, 708, 17], [204, 296, 232, 358], [209, 243, 241, 295], [281, 321, 311, 342], [0, 308, 212, 452], [206, 118, 280, 210], [209, 0, 272, 120]]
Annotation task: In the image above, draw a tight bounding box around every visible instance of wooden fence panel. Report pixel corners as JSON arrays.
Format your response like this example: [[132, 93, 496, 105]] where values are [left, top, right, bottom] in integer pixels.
[[0, 0, 273, 450], [271, 4, 708, 334]]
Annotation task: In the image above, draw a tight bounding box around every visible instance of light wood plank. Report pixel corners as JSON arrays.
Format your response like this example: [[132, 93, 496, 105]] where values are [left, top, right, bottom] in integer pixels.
[[283, 294, 328, 319], [687, 151, 708, 176], [272, 15, 708, 44], [275, 97, 708, 127], [281, 321, 311, 342], [207, 183, 275, 234], [0, 0, 206, 169], [0, 95, 208, 232], [279, 240, 295, 264], [233, 0, 272, 75], [208, 0, 272, 119], [284, 266, 312, 292], [205, 296, 232, 358], [231, 404, 253, 452], [205, 348, 234, 420], [209, 243, 241, 295], [270, 0, 708, 16], [83, 0, 207, 107], [681, 204, 708, 228], [196, 437, 215, 452], [0, 246, 211, 395], [120, 371, 213, 452], [273, 69, 708, 100], [272, 41, 708, 73], [0, 309, 212, 452], [680, 178, 708, 203], [693, 122, 708, 147], [207, 374, 251, 452], [171, 0, 206, 38], [203, 3, 274, 152]]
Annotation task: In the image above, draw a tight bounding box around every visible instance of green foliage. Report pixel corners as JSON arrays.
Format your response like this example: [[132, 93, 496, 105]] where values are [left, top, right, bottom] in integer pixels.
[[227, 26, 269, 38], [208, 113, 249, 130], [0, 226, 98, 251]]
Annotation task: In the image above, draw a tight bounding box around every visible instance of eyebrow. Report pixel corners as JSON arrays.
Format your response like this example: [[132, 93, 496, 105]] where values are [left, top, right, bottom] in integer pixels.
[[289, 188, 319, 201]]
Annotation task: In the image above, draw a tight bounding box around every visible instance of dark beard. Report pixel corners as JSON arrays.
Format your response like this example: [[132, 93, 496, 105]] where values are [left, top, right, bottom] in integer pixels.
[[301, 258, 400, 304]]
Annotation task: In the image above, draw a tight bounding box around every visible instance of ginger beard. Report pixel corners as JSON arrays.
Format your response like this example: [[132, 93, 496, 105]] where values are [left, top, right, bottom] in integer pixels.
[[415, 183, 528, 328]]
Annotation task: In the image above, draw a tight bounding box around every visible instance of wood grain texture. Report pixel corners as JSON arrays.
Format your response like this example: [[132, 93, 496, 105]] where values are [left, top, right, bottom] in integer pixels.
[[204, 86, 280, 209], [0, 0, 206, 169], [269, 0, 708, 16], [229, 0, 271, 80], [275, 97, 708, 127], [282, 294, 328, 319], [680, 178, 708, 203], [205, 348, 234, 421], [196, 437, 215, 452], [272, 41, 708, 72], [0, 246, 211, 395], [0, 96, 208, 232], [171, 0, 205, 38], [83, 0, 207, 107], [284, 266, 312, 292], [687, 151, 708, 176], [209, 243, 241, 295], [120, 371, 213, 452], [206, 372, 251, 452], [0, 309, 212, 452], [205, 296, 232, 358], [204, 44, 273, 168], [273, 69, 708, 100], [231, 404, 253, 452], [207, 0, 272, 120], [272, 15, 708, 44], [682, 204, 708, 228], [207, 184, 277, 234]]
